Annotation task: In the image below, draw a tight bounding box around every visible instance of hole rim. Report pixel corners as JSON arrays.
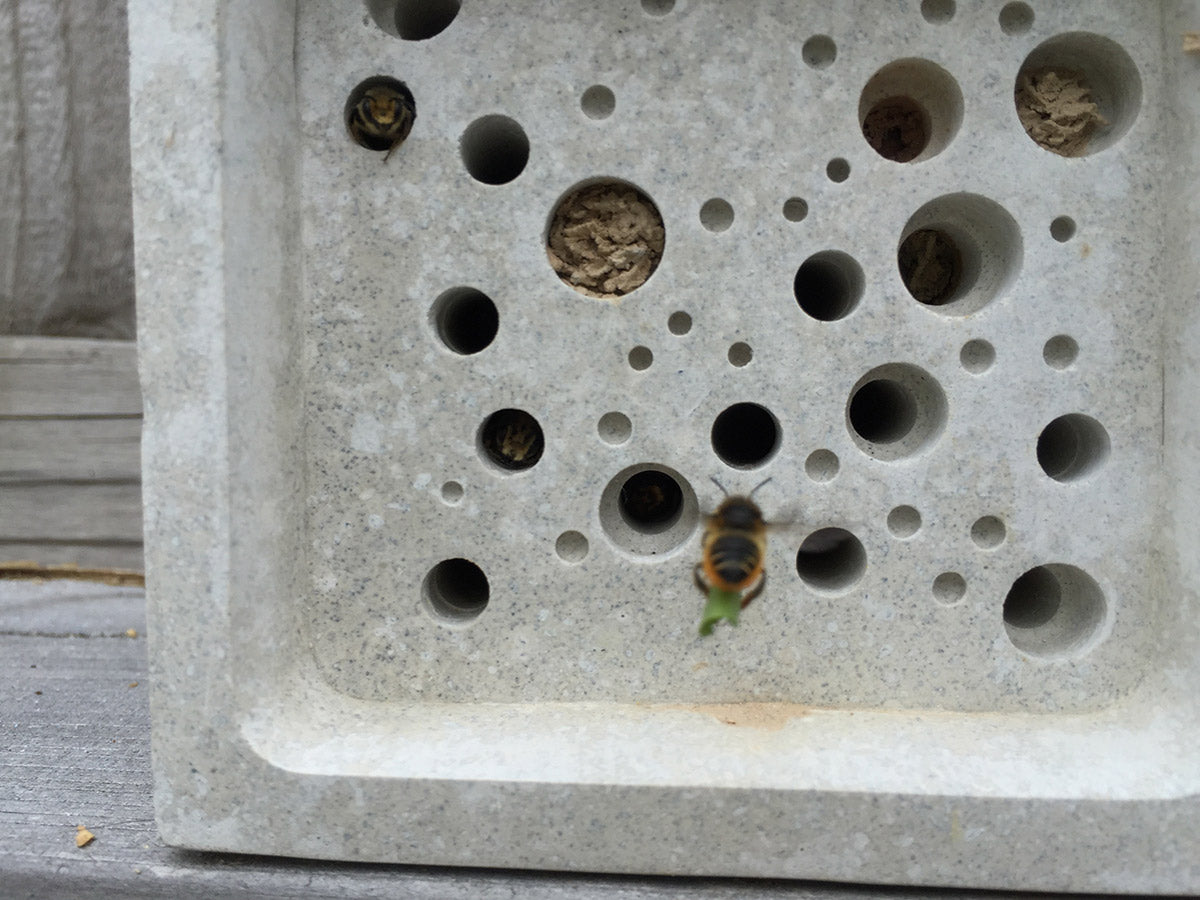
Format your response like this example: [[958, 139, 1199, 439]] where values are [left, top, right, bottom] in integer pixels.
[[599, 463, 700, 558], [846, 362, 949, 461], [1003, 563, 1108, 659]]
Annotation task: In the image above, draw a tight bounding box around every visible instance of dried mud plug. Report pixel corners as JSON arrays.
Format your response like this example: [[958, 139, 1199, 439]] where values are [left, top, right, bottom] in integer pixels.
[[345, 76, 416, 161]]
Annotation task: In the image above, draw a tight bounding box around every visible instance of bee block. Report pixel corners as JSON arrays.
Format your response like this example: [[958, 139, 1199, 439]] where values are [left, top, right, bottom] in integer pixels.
[[131, 0, 1200, 891]]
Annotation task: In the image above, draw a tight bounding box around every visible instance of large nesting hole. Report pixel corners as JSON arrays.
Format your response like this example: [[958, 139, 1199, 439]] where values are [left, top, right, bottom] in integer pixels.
[[898, 193, 1023, 316], [847, 363, 947, 461], [344, 76, 416, 156], [599, 464, 699, 557], [460, 115, 529, 184], [859, 59, 963, 163], [478, 408, 544, 472], [430, 287, 498, 354], [366, 0, 460, 39], [422, 558, 489, 623], [796, 528, 867, 593], [546, 179, 665, 300], [711, 403, 780, 469], [1015, 33, 1142, 157], [1037, 414, 1110, 482], [794, 250, 864, 322], [1004, 564, 1107, 659]]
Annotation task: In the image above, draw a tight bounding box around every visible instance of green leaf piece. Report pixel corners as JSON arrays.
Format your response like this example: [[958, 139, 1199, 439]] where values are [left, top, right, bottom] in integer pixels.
[[698, 586, 743, 636]]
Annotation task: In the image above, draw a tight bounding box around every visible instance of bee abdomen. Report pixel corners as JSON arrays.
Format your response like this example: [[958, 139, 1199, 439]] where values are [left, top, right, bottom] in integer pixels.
[[709, 533, 761, 585]]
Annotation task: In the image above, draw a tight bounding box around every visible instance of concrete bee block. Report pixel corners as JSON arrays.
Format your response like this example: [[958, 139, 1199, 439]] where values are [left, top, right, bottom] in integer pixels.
[[131, 0, 1200, 891]]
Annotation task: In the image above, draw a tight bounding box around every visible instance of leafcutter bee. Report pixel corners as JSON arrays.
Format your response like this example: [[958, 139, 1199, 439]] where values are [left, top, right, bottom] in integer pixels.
[[345, 77, 416, 161], [695, 477, 773, 636]]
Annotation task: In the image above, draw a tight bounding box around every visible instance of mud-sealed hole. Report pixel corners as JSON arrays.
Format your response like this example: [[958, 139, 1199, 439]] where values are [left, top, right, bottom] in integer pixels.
[[1014, 33, 1142, 157], [711, 402, 780, 469], [898, 229, 961, 305], [479, 408, 544, 472], [546, 180, 665, 300], [796, 528, 866, 593], [422, 558, 489, 623], [859, 59, 963, 163], [1004, 563, 1106, 659], [599, 464, 699, 556]]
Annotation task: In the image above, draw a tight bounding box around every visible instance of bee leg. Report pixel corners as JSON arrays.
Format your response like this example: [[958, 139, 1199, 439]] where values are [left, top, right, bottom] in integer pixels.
[[383, 144, 395, 163], [693, 563, 710, 596], [739, 572, 766, 609]]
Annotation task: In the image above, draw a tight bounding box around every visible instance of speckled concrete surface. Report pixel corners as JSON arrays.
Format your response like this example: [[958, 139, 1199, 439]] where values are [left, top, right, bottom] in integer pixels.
[[132, 0, 1200, 891]]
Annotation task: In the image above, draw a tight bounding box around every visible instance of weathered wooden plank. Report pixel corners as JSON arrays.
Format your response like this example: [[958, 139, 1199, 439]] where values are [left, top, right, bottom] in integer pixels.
[[0, 580, 145, 635], [0, 482, 142, 542], [1, 417, 141, 481], [0, 542, 143, 571], [0, 336, 141, 416]]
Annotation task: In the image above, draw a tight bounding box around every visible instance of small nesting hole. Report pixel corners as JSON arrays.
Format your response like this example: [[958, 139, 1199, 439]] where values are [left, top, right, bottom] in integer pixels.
[[783, 197, 809, 222], [699, 198, 735, 232], [960, 339, 995, 374], [479, 408, 544, 472], [668, 311, 692, 335], [887, 505, 921, 538], [1043, 335, 1078, 369], [1037, 414, 1110, 482], [796, 528, 867, 593], [440, 481, 464, 504], [711, 403, 780, 469], [802, 35, 837, 69], [581, 85, 616, 119], [555, 531, 589, 563], [921, 0, 956, 23], [826, 158, 851, 183], [728, 342, 753, 367], [805, 449, 840, 482], [794, 250, 864, 322], [932, 572, 967, 605], [422, 558, 489, 623], [628, 346, 654, 370], [641, 0, 675, 16], [431, 287, 498, 354], [392, 0, 460, 40], [971, 515, 1006, 548], [460, 115, 529, 184], [597, 412, 632, 445], [999, 2, 1034, 35], [1050, 216, 1076, 242]]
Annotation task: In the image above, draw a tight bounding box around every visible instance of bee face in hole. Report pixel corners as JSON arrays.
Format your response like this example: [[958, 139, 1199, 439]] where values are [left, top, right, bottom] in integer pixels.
[[479, 409, 544, 472], [345, 76, 416, 160]]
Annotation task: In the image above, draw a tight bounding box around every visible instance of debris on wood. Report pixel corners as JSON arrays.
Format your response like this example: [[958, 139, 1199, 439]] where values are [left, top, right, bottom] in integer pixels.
[[75, 826, 95, 848], [0, 560, 144, 587], [1185, 32, 1200, 53], [125, 628, 138, 638]]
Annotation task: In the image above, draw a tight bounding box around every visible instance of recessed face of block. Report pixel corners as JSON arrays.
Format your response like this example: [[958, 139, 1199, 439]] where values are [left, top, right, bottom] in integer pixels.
[[298, 2, 1161, 711]]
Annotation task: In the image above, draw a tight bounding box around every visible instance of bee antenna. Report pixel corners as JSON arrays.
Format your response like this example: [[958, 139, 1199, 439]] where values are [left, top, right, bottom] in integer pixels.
[[748, 477, 773, 499], [709, 476, 729, 497]]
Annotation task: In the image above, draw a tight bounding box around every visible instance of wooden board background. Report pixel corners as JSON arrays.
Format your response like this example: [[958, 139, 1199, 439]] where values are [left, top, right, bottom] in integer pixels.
[[0, 336, 143, 570]]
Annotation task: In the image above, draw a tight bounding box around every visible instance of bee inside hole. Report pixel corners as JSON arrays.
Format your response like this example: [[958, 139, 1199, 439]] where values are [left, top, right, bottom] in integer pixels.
[[479, 408, 544, 472], [618, 469, 684, 534], [344, 76, 416, 161]]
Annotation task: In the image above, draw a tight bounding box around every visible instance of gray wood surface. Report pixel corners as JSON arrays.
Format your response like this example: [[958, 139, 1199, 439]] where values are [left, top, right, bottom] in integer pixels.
[[0, 336, 143, 570]]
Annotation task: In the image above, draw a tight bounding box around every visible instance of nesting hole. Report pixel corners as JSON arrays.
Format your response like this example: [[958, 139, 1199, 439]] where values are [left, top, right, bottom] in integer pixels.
[[898, 193, 1023, 316], [598, 412, 632, 445], [1004, 564, 1106, 659], [555, 531, 589, 563], [796, 528, 867, 593], [971, 515, 1006, 549], [628, 346, 654, 370], [921, 0, 955, 23], [382, 0, 460, 39], [461, 115, 529, 184], [581, 85, 616, 119], [1050, 216, 1076, 242], [999, 2, 1034, 35], [642, 0, 675, 16], [344, 76, 416, 154], [847, 363, 947, 460], [422, 558, 489, 623], [802, 35, 837, 69], [859, 59, 963, 163], [826, 158, 851, 183], [794, 250, 864, 322], [805, 449, 840, 482], [728, 342, 753, 367], [431, 287, 498, 354], [711, 403, 780, 469], [960, 339, 995, 374], [1043, 335, 1078, 369], [479, 408, 544, 472], [932, 572, 966, 605], [440, 481, 464, 504], [668, 311, 692, 335], [700, 198, 734, 232], [783, 197, 809, 222], [1015, 33, 1142, 157], [887, 505, 921, 538], [546, 179, 665, 299], [1037, 414, 1110, 482], [599, 464, 699, 556]]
